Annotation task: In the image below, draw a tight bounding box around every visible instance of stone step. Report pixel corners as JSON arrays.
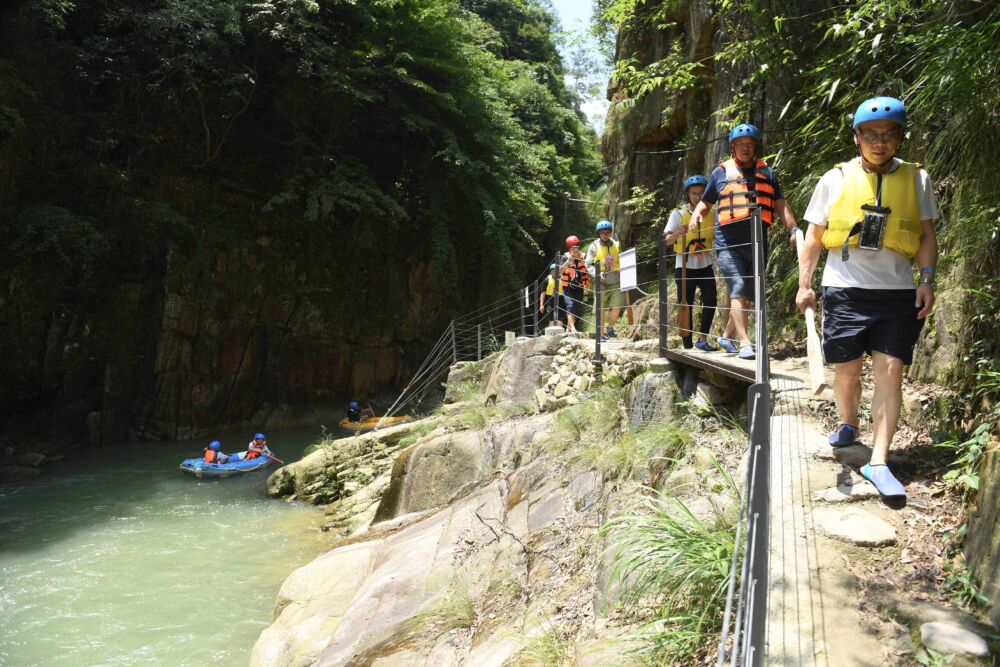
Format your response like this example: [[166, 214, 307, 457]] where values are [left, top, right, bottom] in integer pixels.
[[814, 507, 896, 547], [813, 480, 880, 503]]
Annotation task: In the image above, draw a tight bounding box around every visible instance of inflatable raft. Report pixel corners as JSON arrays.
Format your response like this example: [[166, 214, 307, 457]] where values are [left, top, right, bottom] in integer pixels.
[[338, 415, 412, 432], [179, 452, 273, 478]]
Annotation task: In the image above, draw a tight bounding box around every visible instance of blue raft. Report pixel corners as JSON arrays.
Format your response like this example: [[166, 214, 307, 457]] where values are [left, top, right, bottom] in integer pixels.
[[179, 452, 272, 479]]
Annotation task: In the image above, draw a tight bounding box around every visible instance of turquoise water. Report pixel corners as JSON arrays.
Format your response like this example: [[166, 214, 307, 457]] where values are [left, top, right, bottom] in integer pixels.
[[0, 430, 328, 666]]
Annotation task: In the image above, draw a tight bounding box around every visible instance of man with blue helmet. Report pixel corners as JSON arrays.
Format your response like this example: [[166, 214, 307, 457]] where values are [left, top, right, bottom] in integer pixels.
[[663, 175, 718, 351], [688, 123, 800, 359], [346, 401, 375, 423], [796, 96, 938, 499], [203, 440, 229, 464], [584, 219, 623, 340]]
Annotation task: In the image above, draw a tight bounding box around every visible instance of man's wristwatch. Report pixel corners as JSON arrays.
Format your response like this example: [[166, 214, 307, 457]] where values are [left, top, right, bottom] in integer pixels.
[[919, 266, 936, 287]]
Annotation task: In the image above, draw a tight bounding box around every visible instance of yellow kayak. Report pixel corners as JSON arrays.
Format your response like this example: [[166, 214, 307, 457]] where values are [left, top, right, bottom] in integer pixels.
[[338, 415, 412, 432]]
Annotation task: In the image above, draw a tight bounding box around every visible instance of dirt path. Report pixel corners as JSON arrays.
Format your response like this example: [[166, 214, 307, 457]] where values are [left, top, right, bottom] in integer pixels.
[[765, 373, 993, 666]]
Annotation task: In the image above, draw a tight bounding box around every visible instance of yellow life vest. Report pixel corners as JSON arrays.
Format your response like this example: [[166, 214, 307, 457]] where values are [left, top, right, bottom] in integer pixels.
[[824, 158, 923, 259], [673, 207, 715, 256], [594, 240, 621, 272], [545, 275, 562, 296]]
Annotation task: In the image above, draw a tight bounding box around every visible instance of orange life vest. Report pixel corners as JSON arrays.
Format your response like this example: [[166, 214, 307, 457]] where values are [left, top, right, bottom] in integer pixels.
[[204, 448, 220, 463], [717, 158, 776, 225], [561, 255, 590, 289], [245, 445, 261, 460]]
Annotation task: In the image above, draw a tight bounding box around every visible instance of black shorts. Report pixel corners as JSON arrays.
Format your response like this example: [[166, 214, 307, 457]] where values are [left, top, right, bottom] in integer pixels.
[[674, 265, 718, 306], [545, 294, 561, 319], [822, 287, 924, 364]]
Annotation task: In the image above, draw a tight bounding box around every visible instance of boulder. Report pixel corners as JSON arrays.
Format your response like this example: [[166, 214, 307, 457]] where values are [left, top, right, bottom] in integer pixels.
[[373, 430, 483, 522], [252, 483, 510, 667], [483, 335, 564, 404], [920, 622, 990, 658]]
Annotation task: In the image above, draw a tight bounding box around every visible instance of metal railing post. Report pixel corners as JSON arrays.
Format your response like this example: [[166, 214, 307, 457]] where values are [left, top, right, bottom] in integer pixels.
[[752, 208, 770, 385], [531, 283, 539, 336], [593, 258, 603, 362], [477, 324, 482, 361], [658, 235, 669, 357], [520, 286, 528, 337], [451, 320, 457, 364]]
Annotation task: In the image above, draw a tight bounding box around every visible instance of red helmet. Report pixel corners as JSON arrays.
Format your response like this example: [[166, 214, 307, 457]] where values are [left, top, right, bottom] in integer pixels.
[[565, 235, 580, 247]]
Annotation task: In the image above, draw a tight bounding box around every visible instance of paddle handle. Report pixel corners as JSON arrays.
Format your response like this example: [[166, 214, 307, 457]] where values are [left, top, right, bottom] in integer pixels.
[[795, 229, 828, 395], [264, 452, 284, 464]]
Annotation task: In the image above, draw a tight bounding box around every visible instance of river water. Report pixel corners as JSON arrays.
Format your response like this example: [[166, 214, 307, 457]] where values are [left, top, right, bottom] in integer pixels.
[[0, 429, 329, 666]]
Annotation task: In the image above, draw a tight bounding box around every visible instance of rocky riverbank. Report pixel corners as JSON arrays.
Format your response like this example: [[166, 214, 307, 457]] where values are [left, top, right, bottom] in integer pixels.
[[251, 334, 748, 666]]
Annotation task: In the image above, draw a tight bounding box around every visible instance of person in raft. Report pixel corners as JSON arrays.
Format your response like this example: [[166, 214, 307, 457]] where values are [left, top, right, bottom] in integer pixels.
[[245, 433, 269, 460], [687, 123, 799, 359], [346, 401, 375, 423], [539, 263, 564, 327], [203, 440, 229, 464], [796, 96, 938, 499], [663, 174, 719, 351]]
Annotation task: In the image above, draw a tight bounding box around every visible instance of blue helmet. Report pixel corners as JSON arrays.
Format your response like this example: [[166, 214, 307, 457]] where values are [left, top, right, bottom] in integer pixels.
[[209, 440, 221, 450], [683, 175, 708, 190], [853, 96, 906, 128], [349, 401, 359, 409], [549, 263, 558, 270], [729, 123, 760, 143], [254, 432, 266, 440], [595, 220, 613, 232]]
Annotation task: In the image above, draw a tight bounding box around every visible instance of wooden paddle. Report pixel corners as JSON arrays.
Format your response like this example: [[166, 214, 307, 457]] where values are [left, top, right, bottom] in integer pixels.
[[263, 451, 284, 464], [795, 228, 828, 395]]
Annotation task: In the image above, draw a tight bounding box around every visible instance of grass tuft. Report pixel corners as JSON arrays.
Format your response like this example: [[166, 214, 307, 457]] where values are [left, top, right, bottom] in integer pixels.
[[603, 455, 740, 663]]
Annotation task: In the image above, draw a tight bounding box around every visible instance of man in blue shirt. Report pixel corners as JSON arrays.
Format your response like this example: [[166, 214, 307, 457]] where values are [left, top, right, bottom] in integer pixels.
[[688, 124, 799, 359]]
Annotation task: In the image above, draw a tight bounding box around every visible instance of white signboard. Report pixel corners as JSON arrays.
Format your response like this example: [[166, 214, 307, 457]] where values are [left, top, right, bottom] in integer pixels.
[[505, 331, 516, 346], [619, 248, 637, 291]]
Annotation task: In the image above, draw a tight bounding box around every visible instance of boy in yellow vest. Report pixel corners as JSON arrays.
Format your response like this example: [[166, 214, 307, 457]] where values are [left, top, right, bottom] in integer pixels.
[[584, 220, 622, 341], [538, 263, 563, 327], [664, 175, 718, 351], [796, 96, 938, 499]]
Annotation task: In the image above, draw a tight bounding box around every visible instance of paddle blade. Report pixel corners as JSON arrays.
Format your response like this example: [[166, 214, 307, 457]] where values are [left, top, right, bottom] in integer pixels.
[[795, 229, 827, 395]]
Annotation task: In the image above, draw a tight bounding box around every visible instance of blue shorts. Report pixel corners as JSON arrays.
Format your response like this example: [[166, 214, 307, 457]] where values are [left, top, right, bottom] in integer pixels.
[[716, 245, 764, 302], [563, 287, 583, 316], [822, 287, 924, 364]]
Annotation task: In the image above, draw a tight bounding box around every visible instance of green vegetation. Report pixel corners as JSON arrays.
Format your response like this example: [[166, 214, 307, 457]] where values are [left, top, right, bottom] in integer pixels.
[[595, 0, 1000, 365], [0, 0, 603, 443], [934, 423, 995, 500], [404, 574, 476, 640], [604, 457, 739, 664], [517, 617, 573, 666]]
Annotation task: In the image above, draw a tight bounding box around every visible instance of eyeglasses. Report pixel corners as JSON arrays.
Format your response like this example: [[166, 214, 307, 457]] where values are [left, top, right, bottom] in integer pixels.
[[857, 129, 901, 143], [598, 229, 612, 234]]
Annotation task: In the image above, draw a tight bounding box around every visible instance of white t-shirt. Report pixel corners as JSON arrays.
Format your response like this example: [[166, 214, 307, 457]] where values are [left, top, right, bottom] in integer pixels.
[[664, 206, 714, 270], [804, 157, 937, 289]]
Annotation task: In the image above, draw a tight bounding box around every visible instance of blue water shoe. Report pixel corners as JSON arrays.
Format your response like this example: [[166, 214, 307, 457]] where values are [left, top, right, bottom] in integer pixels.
[[738, 345, 755, 360], [717, 337, 738, 354], [860, 463, 906, 498], [828, 423, 861, 448], [695, 339, 717, 352]]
